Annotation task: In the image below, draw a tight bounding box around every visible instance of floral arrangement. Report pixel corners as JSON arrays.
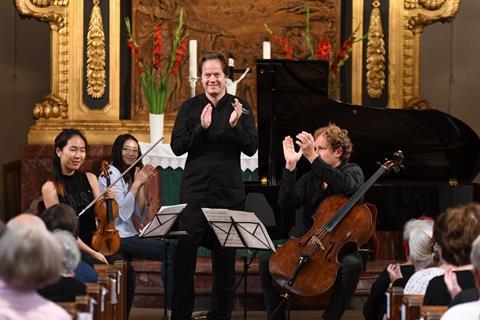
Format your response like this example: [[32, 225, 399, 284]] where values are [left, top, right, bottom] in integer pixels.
[[125, 9, 188, 114], [265, 5, 366, 95]]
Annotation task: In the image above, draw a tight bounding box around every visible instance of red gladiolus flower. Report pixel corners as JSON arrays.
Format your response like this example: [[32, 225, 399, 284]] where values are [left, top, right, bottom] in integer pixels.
[[153, 24, 162, 69], [315, 38, 332, 61], [171, 37, 188, 75]]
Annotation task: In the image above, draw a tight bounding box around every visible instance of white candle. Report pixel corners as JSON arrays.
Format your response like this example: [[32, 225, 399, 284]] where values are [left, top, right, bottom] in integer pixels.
[[189, 40, 197, 78], [263, 41, 271, 59], [228, 58, 234, 67]]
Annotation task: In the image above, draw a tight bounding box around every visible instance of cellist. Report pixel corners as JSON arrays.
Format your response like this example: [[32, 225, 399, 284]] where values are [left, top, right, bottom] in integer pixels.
[[41, 128, 136, 316], [259, 123, 365, 320]]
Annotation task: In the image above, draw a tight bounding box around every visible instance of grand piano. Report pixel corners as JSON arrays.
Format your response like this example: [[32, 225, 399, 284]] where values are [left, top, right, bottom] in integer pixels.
[[247, 59, 480, 241]]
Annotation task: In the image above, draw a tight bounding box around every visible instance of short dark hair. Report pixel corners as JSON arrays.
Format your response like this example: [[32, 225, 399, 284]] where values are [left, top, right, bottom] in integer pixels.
[[199, 51, 228, 75], [40, 203, 79, 237]]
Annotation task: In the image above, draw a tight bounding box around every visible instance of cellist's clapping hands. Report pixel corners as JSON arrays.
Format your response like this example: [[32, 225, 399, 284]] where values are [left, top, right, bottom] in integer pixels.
[[296, 131, 317, 163], [283, 136, 302, 171]]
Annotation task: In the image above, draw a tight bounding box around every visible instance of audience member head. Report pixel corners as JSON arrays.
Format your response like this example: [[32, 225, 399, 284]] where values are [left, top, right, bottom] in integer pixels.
[[52, 230, 81, 277], [111, 133, 143, 176], [313, 123, 353, 162], [6, 213, 46, 230], [403, 218, 439, 270], [40, 203, 79, 237], [434, 203, 480, 266], [52, 128, 88, 195], [0, 225, 63, 290]]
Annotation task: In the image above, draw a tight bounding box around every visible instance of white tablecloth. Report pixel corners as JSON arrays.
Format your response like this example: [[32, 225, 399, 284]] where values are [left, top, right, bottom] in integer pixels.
[[139, 142, 258, 171]]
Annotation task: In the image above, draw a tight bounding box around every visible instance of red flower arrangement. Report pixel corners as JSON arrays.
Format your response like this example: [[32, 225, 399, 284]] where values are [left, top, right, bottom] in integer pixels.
[[265, 5, 366, 95], [125, 9, 188, 114]]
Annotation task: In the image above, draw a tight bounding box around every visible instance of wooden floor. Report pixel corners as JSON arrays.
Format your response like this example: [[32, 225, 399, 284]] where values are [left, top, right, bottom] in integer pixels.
[[130, 308, 363, 320]]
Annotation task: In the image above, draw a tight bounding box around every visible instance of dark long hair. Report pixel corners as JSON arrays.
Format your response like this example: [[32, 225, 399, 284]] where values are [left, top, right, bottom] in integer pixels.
[[52, 129, 88, 196], [111, 134, 143, 184]]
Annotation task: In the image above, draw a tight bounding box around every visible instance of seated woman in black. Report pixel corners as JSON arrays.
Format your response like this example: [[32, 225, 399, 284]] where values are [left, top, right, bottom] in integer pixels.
[[423, 203, 480, 306]]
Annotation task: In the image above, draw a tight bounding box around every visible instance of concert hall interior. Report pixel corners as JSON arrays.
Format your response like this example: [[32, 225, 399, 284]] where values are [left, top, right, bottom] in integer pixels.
[[1, 1, 480, 319]]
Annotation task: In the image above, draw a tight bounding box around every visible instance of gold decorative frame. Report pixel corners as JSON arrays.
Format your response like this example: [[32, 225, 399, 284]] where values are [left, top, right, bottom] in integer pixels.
[[15, 0, 460, 144], [15, 0, 149, 144]]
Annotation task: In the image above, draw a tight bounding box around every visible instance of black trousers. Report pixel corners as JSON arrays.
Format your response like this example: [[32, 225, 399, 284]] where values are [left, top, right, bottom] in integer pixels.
[[171, 204, 238, 320], [259, 250, 364, 320]]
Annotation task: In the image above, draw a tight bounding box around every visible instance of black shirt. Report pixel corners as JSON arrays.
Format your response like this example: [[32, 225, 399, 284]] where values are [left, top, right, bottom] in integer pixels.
[[423, 270, 476, 306], [38, 276, 86, 302], [363, 264, 416, 320], [58, 171, 96, 246], [171, 93, 258, 208], [278, 159, 364, 235]]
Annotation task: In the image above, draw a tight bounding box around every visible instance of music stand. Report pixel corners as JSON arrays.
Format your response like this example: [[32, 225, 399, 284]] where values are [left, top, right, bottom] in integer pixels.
[[139, 203, 188, 320], [202, 208, 275, 320]]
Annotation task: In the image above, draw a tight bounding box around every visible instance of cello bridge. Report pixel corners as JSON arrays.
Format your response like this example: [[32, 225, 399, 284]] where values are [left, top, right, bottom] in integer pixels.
[[311, 236, 325, 250]]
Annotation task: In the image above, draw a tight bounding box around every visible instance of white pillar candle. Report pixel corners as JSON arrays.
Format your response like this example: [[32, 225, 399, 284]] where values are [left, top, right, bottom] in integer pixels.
[[263, 41, 271, 59], [189, 40, 198, 78]]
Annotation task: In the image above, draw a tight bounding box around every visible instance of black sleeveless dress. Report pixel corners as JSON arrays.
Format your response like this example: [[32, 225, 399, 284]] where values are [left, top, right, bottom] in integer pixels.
[[58, 171, 97, 246]]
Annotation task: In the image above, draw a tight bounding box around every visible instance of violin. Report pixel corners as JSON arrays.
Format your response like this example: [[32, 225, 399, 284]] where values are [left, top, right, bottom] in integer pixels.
[[91, 161, 121, 256], [268, 151, 404, 306]]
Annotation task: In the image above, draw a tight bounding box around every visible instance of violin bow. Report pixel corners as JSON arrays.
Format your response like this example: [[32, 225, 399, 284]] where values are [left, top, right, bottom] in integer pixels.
[[78, 137, 164, 217]]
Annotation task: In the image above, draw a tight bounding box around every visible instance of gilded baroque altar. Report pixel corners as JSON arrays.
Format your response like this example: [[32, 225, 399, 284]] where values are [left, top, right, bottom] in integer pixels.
[[15, 0, 460, 145]]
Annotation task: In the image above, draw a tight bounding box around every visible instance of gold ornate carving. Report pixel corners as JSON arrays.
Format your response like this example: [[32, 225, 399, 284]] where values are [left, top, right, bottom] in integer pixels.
[[33, 95, 68, 119], [401, 0, 460, 108], [86, 0, 106, 99], [366, 0, 385, 99]]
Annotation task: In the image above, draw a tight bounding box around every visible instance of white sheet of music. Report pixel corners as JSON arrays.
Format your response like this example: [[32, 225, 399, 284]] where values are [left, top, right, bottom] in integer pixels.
[[202, 208, 275, 251], [139, 203, 187, 238]]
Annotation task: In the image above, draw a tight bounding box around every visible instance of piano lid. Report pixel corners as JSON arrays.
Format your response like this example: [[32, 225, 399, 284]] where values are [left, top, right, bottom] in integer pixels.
[[257, 60, 480, 183]]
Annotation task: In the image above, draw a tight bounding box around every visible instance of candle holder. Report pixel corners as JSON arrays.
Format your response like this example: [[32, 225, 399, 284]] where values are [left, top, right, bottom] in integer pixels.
[[189, 76, 199, 97]]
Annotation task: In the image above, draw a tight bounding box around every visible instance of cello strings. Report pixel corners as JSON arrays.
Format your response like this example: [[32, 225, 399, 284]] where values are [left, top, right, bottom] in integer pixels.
[[301, 165, 385, 257]]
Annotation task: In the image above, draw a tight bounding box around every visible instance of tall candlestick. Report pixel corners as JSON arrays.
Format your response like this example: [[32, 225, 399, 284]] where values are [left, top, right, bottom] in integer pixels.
[[263, 41, 271, 59], [189, 40, 198, 78]]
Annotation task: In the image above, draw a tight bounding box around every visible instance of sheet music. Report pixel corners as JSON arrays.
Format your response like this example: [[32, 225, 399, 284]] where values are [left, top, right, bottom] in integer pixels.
[[202, 208, 275, 251], [139, 203, 187, 238]]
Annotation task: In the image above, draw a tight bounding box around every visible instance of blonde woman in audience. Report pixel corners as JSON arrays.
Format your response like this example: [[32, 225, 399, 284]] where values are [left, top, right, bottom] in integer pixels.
[[401, 218, 443, 294], [0, 224, 70, 320], [441, 234, 480, 319]]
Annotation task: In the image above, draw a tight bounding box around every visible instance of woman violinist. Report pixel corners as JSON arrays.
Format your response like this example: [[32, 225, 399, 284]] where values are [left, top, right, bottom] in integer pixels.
[[259, 123, 365, 320], [98, 133, 174, 309], [41, 128, 136, 315]]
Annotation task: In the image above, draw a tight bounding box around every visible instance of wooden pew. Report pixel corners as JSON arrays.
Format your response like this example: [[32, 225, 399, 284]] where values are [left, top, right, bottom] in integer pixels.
[[75, 295, 94, 319], [386, 286, 404, 320], [95, 262, 127, 320], [420, 305, 448, 320], [401, 294, 424, 320], [86, 282, 106, 320]]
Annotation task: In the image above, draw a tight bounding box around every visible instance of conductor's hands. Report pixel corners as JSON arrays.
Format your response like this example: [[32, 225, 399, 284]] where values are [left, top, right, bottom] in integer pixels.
[[201, 103, 213, 129], [283, 136, 302, 171], [229, 98, 243, 127]]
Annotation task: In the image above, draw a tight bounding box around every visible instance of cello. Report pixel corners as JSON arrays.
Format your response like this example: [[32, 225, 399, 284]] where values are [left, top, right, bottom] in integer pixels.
[[91, 161, 121, 256], [269, 151, 404, 306]]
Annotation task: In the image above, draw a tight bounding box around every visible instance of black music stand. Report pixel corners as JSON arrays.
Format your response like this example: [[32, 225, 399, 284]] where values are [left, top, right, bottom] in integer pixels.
[[139, 204, 188, 320], [202, 208, 275, 320]]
